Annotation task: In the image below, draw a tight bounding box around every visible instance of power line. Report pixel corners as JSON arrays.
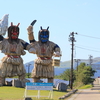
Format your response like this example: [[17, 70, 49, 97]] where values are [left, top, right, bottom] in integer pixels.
[[75, 46, 100, 52], [75, 44, 100, 49], [78, 33, 100, 39]]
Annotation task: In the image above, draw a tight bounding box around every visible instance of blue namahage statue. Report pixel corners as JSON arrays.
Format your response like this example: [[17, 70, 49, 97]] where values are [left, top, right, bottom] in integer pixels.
[[27, 23, 62, 83]]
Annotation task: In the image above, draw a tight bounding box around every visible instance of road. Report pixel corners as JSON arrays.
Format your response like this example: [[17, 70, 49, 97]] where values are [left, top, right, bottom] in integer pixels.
[[66, 78, 100, 100]]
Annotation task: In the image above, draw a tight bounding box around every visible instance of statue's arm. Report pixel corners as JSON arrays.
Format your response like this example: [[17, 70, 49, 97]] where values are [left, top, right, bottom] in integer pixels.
[[53, 44, 62, 57], [21, 39, 36, 54], [0, 35, 4, 41], [0, 35, 4, 50], [27, 25, 36, 43]]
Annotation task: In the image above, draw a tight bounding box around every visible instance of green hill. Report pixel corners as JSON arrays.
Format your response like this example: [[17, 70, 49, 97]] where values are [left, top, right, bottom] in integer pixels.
[[59, 60, 71, 68]]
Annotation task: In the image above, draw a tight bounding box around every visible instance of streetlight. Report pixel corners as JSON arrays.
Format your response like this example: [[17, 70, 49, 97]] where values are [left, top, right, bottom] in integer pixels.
[[27, 64, 31, 78]]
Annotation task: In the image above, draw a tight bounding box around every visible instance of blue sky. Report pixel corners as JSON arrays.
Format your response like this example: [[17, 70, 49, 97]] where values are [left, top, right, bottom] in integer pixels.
[[0, 0, 100, 63]]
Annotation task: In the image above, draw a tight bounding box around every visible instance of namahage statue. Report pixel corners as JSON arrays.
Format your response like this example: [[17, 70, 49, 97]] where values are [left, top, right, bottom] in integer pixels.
[[0, 19, 36, 85], [27, 23, 62, 83]]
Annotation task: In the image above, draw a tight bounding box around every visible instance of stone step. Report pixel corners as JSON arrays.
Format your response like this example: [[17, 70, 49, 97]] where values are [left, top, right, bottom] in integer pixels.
[[91, 88, 100, 90], [91, 85, 100, 90]]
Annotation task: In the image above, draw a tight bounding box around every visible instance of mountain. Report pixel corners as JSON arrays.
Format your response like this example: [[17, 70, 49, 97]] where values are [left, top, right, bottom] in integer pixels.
[[24, 60, 71, 68], [59, 60, 71, 68], [24, 60, 70, 75], [24, 57, 100, 77]]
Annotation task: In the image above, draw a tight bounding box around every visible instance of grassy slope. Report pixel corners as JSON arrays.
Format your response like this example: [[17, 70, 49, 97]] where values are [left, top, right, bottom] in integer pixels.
[[0, 86, 67, 100], [78, 84, 93, 89]]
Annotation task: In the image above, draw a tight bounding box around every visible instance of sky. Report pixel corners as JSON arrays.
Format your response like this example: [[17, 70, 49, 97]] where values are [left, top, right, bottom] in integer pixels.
[[0, 0, 100, 64]]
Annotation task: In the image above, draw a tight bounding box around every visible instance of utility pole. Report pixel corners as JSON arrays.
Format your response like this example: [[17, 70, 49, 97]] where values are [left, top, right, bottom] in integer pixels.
[[74, 59, 81, 81], [88, 55, 93, 66], [74, 59, 81, 71], [69, 32, 77, 89]]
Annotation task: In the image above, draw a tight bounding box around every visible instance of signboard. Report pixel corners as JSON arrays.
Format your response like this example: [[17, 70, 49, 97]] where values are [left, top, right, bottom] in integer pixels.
[[26, 82, 53, 90]]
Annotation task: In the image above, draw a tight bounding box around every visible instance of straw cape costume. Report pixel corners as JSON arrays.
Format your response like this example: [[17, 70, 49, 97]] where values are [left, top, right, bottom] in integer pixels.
[[27, 24, 61, 83], [0, 22, 36, 85]]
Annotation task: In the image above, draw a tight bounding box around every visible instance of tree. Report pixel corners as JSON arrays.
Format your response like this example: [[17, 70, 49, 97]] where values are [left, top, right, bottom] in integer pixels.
[[58, 69, 76, 86], [76, 62, 96, 85], [82, 66, 96, 84], [60, 69, 71, 80]]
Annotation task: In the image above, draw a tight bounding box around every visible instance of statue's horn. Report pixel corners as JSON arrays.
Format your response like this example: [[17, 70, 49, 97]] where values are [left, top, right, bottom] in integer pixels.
[[40, 26, 42, 30], [47, 26, 49, 30], [17, 23, 20, 27], [11, 22, 13, 26]]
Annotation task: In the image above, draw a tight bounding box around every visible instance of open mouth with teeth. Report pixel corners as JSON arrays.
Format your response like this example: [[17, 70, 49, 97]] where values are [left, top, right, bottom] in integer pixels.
[[11, 34, 18, 39], [41, 38, 48, 42]]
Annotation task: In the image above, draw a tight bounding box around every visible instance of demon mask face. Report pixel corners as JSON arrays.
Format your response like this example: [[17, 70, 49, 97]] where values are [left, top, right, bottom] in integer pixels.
[[39, 26, 49, 43], [8, 22, 20, 40]]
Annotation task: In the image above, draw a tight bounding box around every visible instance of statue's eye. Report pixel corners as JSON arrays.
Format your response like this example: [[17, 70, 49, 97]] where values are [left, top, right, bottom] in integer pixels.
[[40, 35, 43, 37]]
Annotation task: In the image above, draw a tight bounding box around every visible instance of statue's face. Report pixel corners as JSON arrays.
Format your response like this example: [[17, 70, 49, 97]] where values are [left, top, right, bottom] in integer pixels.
[[40, 31, 49, 43], [11, 27, 18, 39]]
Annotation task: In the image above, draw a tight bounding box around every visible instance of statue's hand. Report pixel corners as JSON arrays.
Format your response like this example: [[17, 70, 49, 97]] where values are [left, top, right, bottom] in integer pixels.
[[27, 25, 33, 35], [54, 51, 61, 57], [29, 48, 36, 54]]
